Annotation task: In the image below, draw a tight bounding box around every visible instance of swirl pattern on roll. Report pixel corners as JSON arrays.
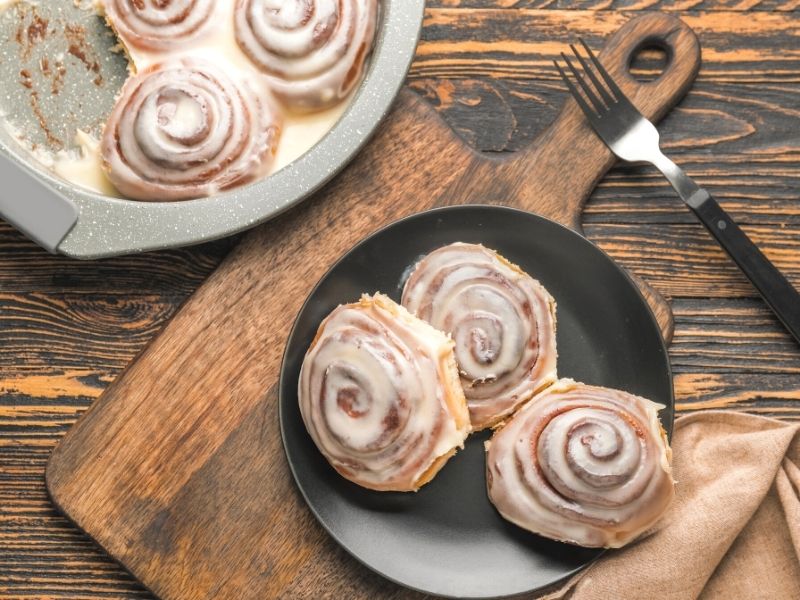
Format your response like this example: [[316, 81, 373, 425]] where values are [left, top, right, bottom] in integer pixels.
[[234, 0, 379, 111], [402, 243, 558, 430], [101, 0, 217, 51], [299, 294, 471, 491], [101, 58, 281, 201], [486, 379, 674, 548]]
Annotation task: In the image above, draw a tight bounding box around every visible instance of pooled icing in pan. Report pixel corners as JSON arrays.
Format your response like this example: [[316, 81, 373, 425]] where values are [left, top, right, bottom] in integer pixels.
[[32, 0, 377, 198]]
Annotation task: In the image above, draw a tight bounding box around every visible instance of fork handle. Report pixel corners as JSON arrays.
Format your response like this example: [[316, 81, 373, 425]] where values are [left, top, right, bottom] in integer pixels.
[[691, 193, 800, 345]]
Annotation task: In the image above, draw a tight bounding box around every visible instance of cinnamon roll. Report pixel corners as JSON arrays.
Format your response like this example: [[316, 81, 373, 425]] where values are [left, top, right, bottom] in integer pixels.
[[402, 243, 558, 430], [234, 0, 379, 112], [298, 294, 471, 492], [101, 0, 217, 52], [486, 379, 674, 548], [100, 58, 281, 201]]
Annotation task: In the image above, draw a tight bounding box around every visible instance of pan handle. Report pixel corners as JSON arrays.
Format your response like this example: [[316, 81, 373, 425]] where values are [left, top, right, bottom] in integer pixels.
[[0, 151, 79, 253]]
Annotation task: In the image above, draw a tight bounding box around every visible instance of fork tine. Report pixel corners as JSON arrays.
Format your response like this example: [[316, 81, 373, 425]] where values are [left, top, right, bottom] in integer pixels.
[[579, 38, 624, 100], [570, 43, 614, 107], [561, 52, 606, 115], [553, 59, 597, 120]]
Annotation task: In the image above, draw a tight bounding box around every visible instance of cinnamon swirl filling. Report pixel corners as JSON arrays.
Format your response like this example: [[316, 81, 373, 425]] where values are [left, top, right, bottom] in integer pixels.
[[234, 0, 379, 111], [402, 243, 558, 430], [100, 58, 281, 201], [486, 379, 674, 548], [298, 294, 471, 491], [101, 0, 217, 51]]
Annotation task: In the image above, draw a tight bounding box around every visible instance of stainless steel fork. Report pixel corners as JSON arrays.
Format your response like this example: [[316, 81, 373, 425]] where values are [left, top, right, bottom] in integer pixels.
[[556, 40, 800, 346]]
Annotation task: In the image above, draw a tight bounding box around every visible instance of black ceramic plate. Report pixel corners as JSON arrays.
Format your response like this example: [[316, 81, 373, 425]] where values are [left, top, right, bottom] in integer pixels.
[[279, 205, 673, 599]]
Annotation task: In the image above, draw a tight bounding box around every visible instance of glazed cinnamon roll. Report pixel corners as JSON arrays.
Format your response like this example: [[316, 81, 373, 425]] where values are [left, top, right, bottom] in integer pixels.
[[298, 294, 471, 492], [402, 243, 558, 430], [101, 58, 281, 201], [486, 379, 674, 548], [101, 0, 217, 52], [234, 0, 379, 112]]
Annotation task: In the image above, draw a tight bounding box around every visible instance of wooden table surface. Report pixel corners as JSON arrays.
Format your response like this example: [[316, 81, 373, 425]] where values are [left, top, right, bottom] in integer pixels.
[[1, 2, 799, 598]]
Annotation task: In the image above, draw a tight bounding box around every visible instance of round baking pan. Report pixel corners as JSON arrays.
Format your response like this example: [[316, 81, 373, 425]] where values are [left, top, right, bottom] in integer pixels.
[[280, 205, 674, 599], [0, 0, 424, 258]]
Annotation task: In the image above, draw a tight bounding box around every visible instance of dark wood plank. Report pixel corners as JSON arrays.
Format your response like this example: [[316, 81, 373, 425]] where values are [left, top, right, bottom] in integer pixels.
[[0, 227, 236, 294], [408, 78, 800, 164], [426, 1, 800, 10], [0, 292, 192, 379], [42, 15, 700, 600], [675, 373, 800, 415], [586, 222, 800, 297], [2, 6, 800, 600], [670, 298, 800, 373], [416, 10, 800, 85]]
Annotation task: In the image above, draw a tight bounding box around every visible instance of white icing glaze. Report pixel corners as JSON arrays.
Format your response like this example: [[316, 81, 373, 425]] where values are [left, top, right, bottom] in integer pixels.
[[402, 243, 558, 430], [47, 1, 360, 197], [486, 379, 675, 548], [0, 0, 21, 13], [101, 58, 280, 201], [298, 293, 471, 492], [102, 0, 354, 173], [104, 0, 249, 73], [234, 0, 378, 111], [100, 0, 217, 52], [53, 130, 117, 197]]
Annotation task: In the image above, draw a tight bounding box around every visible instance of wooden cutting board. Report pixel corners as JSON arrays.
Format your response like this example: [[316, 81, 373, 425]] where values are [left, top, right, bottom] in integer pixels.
[[46, 14, 699, 600]]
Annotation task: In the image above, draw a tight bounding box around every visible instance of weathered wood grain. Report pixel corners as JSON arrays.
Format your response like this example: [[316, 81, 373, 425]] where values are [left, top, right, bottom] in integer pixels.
[[0, 293, 194, 379], [1, 5, 800, 600], [417, 10, 800, 84], [670, 299, 800, 373], [409, 78, 800, 161], [675, 373, 800, 414], [586, 223, 800, 297], [0, 226, 236, 294], [41, 14, 700, 600], [426, 1, 800, 10], [10, 199, 800, 301]]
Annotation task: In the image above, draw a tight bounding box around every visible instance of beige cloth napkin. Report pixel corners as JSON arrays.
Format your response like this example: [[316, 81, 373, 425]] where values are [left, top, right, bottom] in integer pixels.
[[545, 411, 800, 600]]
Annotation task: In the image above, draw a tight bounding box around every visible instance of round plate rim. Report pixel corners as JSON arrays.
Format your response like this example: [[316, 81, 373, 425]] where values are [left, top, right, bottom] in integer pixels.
[[279, 204, 674, 599]]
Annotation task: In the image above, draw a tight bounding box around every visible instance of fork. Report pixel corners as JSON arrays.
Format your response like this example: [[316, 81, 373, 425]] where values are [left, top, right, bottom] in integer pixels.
[[555, 40, 800, 346]]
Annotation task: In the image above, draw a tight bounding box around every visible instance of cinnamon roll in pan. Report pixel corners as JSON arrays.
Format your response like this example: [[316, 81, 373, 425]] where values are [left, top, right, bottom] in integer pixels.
[[100, 58, 281, 201], [298, 294, 471, 492], [90, 1, 380, 201], [101, 0, 218, 52], [235, 0, 379, 112], [402, 243, 558, 430], [486, 379, 674, 548]]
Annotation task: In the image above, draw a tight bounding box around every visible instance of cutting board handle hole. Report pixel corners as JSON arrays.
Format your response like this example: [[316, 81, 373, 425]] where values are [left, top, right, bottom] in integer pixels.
[[628, 39, 671, 83]]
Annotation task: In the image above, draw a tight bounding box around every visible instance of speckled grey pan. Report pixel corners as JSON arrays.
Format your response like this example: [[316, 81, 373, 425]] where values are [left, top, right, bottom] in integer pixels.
[[0, 1, 424, 259]]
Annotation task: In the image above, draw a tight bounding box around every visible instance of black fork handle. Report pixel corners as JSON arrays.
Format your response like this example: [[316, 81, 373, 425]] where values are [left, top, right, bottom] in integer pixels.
[[691, 193, 800, 345]]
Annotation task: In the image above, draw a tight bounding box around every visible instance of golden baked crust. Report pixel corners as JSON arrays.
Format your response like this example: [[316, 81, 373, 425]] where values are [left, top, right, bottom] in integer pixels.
[[402, 242, 558, 430], [300, 293, 471, 492], [486, 379, 675, 548]]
